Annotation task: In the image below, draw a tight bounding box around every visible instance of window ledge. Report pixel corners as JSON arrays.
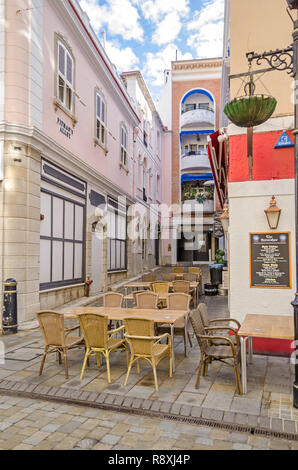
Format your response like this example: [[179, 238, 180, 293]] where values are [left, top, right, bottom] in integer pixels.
[[119, 162, 129, 174], [40, 283, 85, 294], [94, 138, 109, 156], [107, 269, 128, 274], [53, 99, 77, 127]]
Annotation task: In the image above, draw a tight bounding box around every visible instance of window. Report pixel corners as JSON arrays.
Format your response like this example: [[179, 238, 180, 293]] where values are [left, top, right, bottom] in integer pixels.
[[96, 92, 106, 146], [40, 191, 85, 289], [57, 41, 74, 113], [107, 199, 127, 271], [121, 125, 128, 168]]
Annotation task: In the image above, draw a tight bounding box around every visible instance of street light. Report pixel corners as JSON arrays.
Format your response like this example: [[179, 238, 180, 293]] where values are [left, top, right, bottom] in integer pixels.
[[264, 196, 282, 230]]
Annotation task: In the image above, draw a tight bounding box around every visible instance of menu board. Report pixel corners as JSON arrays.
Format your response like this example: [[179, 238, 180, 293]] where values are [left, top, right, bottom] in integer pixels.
[[250, 232, 291, 288]]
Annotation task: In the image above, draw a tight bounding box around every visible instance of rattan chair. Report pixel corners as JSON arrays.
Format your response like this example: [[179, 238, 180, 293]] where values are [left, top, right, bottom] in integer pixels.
[[103, 292, 124, 308], [142, 273, 156, 282], [151, 282, 170, 308], [132, 290, 148, 306], [189, 267, 201, 275], [123, 317, 172, 391], [162, 273, 176, 282], [157, 293, 192, 357], [37, 311, 83, 379], [198, 303, 241, 346], [173, 267, 184, 274], [136, 291, 159, 309], [172, 280, 195, 305], [189, 309, 242, 394], [183, 273, 198, 282], [78, 313, 129, 383]]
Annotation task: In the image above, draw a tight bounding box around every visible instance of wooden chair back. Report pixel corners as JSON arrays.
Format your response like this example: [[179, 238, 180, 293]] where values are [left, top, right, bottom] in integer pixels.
[[37, 311, 65, 347], [151, 282, 170, 295], [172, 280, 190, 294], [78, 313, 109, 349], [167, 293, 190, 311], [173, 267, 184, 274], [103, 292, 124, 308], [142, 273, 156, 282], [124, 318, 155, 356], [136, 292, 159, 309]]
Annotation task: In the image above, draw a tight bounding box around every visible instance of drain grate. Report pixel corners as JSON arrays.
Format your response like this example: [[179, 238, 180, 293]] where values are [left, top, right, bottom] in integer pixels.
[[0, 387, 297, 442]]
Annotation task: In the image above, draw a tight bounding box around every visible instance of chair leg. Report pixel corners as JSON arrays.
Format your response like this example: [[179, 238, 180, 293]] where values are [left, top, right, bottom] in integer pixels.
[[106, 352, 111, 383], [96, 352, 101, 367], [195, 359, 204, 389], [58, 350, 62, 365], [187, 331, 193, 348], [137, 359, 141, 374], [63, 348, 68, 379], [169, 353, 173, 378], [203, 358, 209, 377], [39, 346, 48, 376], [124, 356, 134, 387], [125, 346, 130, 368], [234, 361, 242, 395], [152, 362, 159, 392], [80, 349, 90, 380]]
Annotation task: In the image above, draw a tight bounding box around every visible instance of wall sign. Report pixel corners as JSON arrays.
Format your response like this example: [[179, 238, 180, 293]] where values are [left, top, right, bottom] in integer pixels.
[[274, 131, 294, 149], [250, 232, 291, 289], [57, 117, 73, 139]]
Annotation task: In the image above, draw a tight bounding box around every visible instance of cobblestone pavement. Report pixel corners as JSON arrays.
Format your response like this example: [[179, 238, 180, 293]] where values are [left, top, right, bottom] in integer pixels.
[[0, 266, 297, 449], [0, 394, 295, 450]]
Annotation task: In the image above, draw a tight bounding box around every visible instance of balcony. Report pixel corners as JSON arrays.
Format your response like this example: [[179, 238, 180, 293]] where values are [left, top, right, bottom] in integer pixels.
[[183, 199, 215, 213], [181, 108, 215, 128], [181, 152, 211, 172]]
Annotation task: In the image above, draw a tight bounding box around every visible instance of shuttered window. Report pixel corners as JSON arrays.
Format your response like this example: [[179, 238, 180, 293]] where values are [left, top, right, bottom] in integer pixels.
[[57, 41, 74, 113]]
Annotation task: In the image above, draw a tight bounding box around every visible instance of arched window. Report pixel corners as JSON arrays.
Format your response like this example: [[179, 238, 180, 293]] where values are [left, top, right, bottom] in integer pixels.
[[57, 39, 74, 113]]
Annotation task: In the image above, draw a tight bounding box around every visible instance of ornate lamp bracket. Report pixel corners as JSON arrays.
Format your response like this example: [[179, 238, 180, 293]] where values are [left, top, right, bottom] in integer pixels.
[[246, 46, 294, 76]]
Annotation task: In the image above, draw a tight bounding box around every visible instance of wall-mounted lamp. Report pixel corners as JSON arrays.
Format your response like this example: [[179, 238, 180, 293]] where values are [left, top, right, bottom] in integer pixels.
[[264, 196, 281, 230], [220, 203, 230, 233]]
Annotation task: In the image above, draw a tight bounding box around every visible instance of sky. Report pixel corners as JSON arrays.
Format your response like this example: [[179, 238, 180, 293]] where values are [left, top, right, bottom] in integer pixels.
[[78, 0, 225, 102]]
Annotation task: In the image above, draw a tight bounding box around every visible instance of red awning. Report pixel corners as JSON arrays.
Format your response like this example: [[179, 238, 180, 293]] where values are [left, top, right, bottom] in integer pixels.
[[207, 130, 228, 209]]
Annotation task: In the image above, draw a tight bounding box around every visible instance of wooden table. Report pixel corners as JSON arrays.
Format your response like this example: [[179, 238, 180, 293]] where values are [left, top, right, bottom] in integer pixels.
[[64, 306, 190, 372], [238, 314, 294, 394], [123, 281, 199, 306]]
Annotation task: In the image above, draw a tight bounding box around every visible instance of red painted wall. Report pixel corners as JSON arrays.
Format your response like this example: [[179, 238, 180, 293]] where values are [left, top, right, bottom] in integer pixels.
[[229, 130, 295, 182]]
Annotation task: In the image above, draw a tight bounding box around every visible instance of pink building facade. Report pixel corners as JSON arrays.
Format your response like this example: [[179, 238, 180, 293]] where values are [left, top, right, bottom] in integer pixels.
[[0, 0, 168, 325]]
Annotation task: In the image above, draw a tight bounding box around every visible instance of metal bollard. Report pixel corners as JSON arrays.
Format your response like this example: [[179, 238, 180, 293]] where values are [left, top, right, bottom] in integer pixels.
[[2, 279, 18, 335]]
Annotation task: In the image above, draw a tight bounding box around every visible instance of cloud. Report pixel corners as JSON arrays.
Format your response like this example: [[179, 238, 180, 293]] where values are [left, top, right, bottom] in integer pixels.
[[143, 43, 193, 87], [79, 0, 144, 42], [105, 41, 140, 72], [152, 12, 182, 46], [187, 0, 224, 58], [139, 0, 190, 22]]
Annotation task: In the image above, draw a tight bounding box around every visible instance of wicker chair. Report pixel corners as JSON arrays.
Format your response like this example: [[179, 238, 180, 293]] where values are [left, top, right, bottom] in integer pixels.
[[172, 280, 195, 305], [189, 309, 242, 394], [103, 292, 124, 308], [198, 303, 241, 345], [132, 290, 148, 306], [37, 311, 83, 379], [189, 267, 201, 275], [173, 267, 184, 274], [183, 273, 198, 282], [157, 293, 192, 357], [136, 291, 159, 309], [151, 282, 170, 308], [78, 313, 129, 383], [162, 273, 176, 282], [123, 317, 172, 391], [142, 273, 156, 282]]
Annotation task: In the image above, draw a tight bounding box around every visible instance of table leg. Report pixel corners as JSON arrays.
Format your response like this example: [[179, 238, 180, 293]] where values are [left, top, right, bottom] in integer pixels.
[[184, 314, 189, 358], [240, 336, 249, 394], [248, 337, 253, 364], [170, 324, 175, 373]]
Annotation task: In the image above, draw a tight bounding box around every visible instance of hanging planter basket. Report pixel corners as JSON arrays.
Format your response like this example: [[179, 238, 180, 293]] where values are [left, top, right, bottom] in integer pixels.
[[224, 94, 277, 128]]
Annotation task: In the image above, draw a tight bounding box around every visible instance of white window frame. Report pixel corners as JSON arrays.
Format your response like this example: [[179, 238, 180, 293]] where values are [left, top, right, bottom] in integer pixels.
[[57, 40, 74, 113], [96, 92, 106, 147], [120, 125, 128, 169]]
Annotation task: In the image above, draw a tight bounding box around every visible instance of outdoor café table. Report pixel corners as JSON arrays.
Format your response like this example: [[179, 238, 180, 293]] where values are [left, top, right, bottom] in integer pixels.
[[64, 306, 190, 372], [123, 281, 199, 307], [238, 314, 294, 394]]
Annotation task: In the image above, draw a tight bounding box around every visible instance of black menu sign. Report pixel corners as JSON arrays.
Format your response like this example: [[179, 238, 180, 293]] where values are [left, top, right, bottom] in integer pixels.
[[250, 232, 291, 288]]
